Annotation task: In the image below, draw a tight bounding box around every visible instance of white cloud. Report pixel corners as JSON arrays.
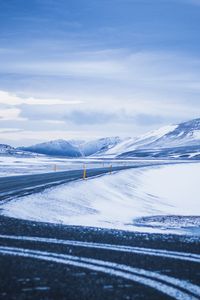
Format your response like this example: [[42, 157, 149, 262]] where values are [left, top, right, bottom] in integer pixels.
[[0, 90, 83, 106], [1, 50, 200, 86], [1, 60, 124, 80], [20, 60, 124, 78], [0, 50, 200, 145], [0, 128, 22, 133], [0, 108, 25, 121], [0, 129, 95, 145]]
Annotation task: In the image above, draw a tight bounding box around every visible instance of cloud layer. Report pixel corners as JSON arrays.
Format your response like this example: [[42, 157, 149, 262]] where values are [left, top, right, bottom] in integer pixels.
[[0, 0, 199, 145]]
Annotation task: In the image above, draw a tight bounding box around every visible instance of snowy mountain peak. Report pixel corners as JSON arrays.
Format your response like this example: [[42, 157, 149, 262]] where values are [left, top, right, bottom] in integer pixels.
[[147, 118, 200, 149], [0, 144, 14, 153], [19, 136, 123, 157], [2, 118, 200, 159], [80, 136, 122, 156], [20, 139, 82, 157], [103, 118, 200, 158], [181, 118, 200, 128], [164, 118, 200, 140], [105, 125, 177, 156], [0, 143, 38, 157]]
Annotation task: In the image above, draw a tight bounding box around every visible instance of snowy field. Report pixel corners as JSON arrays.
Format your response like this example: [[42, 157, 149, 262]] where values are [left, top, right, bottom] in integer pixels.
[[1, 162, 200, 235], [0, 155, 180, 177], [0, 155, 103, 177], [0, 155, 131, 177]]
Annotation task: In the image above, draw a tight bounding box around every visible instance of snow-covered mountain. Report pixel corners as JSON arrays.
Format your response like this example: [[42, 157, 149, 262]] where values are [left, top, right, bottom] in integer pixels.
[[0, 144, 15, 154], [19, 137, 122, 157], [2, 118, 200, 159], [104, 118, 200, 158], [0, 143, 37, 157], [19, 139, 82, 157], [148, 118, 200, 148], [80, 137, 122, 156], [104, 125, 176, 156]]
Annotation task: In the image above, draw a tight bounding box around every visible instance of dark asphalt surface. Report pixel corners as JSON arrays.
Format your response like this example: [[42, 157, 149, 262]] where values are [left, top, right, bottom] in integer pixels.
[[0, 163, 200, 300], [0, 165, 141, 201], [0, 216, 200, 300], [0, 162, 175, 201]]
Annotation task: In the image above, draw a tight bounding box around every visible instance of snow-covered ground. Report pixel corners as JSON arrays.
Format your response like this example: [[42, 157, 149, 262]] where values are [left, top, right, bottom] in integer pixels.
[[0, 155, 180, 177], [0, 155, 126, 177], [0, 156, 81, 177], [1, 162, 200, 235]]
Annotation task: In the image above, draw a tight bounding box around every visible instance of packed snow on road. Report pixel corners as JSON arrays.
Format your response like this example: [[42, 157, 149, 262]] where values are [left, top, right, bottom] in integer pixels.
[[1, 163, 200, 235]]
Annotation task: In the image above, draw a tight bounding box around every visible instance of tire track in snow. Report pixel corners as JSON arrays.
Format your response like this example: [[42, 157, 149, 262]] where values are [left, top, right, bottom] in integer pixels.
[[0, 234, 199, 264], [0, 246, 199, 300]]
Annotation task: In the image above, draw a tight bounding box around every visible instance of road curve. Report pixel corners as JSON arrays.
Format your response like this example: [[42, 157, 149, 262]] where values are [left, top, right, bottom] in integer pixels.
[[0, 162, 199, 299], [0, 165, 133, 201], [0, 161, 176, 201]]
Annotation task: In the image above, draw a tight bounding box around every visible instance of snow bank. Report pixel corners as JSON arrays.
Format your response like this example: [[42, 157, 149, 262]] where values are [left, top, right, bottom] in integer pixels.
[[1, 163, 200, 234]]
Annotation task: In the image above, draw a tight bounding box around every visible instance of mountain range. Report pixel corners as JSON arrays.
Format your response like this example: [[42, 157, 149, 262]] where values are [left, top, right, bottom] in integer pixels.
[[17, 137, 123, 157], [0, 144, 37, 157], [1, 118, 200, 159], [104, 118, 200, 159]]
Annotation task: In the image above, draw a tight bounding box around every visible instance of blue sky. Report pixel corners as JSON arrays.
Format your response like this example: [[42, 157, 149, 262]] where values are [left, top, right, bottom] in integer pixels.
[[0, 0, 200, 146]]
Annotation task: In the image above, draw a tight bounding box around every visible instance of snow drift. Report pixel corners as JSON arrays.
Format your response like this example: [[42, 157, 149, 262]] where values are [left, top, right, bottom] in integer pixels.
[[1, 162, 200, 234]]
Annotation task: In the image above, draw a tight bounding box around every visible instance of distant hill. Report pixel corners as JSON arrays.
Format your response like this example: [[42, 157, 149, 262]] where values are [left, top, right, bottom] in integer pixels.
[[18, 137, 122, 157], [103, 118, 200, 159], [2, 118, 200, 159], [0, 143, 36, 157], [0, 144, 15, 154], [80, 137, 122, 156], [19, 139, 82, 157]]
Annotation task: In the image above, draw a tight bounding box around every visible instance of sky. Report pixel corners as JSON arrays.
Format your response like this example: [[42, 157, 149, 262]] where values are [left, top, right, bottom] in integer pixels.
[[0, 0, 200, 146]]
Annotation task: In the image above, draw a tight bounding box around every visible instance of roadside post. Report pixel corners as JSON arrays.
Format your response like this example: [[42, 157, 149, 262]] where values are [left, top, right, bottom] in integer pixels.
[[54, 164, 57, 172], [83, 164, 87, 180], [110, 164, 112, 174]]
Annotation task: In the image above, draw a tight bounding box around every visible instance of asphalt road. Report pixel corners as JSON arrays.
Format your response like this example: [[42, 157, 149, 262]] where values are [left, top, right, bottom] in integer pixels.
[[0, 165, 136, 201], [0, 162, 199, 300], [0, 161, 176, 201]]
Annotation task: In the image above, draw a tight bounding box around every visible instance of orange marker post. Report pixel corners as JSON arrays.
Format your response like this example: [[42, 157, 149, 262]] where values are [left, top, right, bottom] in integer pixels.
[[110, 164, 112, 174], [83, 164, 87, 180]]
